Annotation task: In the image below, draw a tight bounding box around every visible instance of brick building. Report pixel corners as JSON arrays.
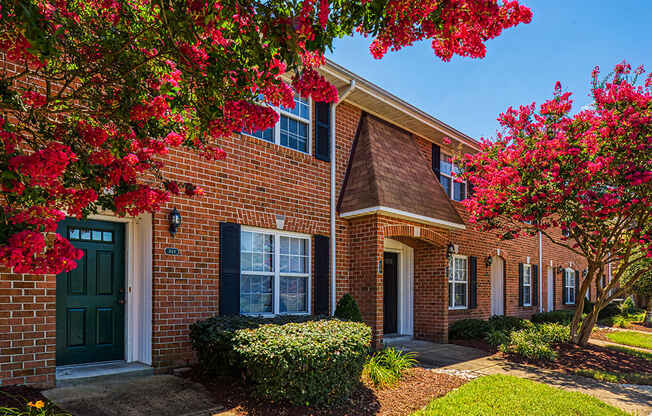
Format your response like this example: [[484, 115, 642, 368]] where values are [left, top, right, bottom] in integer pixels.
[[1, 60, 596, 387]]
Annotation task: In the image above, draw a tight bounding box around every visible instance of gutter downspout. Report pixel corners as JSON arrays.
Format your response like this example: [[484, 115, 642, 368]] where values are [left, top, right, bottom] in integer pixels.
[[330, 80, 356, 315], [538, 231, 543, 313]]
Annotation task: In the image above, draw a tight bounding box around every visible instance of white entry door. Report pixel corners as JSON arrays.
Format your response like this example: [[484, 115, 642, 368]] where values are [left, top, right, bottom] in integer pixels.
[[490, 257, 505, 316], [547, 268, 554, 311]]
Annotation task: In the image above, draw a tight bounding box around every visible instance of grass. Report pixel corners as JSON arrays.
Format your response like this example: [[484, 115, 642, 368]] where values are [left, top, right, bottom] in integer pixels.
[[574, 369, 652, 385], [604, 344, 652, 360], [412, 375, 628, 416], [605, 330, 652, 350]]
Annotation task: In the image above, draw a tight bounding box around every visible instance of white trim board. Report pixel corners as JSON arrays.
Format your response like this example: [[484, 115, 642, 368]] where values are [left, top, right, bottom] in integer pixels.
[[340, 206, 466, 230]]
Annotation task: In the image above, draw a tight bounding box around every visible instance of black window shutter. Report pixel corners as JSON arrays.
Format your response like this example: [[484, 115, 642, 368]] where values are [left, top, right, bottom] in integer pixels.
[[574, 270, 580, 305], [532, 264, 538, 306], [467, 182, 475, 198], [562, 270, 568, 304], [314, 102, 331, 162], [314, 235, 330, 315], [518, 263, 524, 307], [432, 144, 441, 181], [219, 222, 241, 316], [469, 256, 477, 309]]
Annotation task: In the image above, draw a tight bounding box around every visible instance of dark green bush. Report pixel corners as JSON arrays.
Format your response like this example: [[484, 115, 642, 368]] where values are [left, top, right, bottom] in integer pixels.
[[531, 310, 575, 324], [597, 302, 620, 320], [189, 314, 323, 375], [488, 315, 532, 333], [485, 329, 510, 347], [583, 300, 595, 314], [449, 319, 490, 340], [233, 320, 371, 406], [334, 293, 363, 322], [620, 297, 636, 315]]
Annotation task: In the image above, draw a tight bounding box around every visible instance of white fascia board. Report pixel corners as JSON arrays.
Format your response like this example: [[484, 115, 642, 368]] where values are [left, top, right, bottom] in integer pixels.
[[340, 206, 466, 230]]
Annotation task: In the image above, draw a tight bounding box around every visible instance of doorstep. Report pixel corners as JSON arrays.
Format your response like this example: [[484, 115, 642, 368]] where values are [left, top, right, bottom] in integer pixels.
[[382, 334, 413, 345], [56, 360, 154, 386]]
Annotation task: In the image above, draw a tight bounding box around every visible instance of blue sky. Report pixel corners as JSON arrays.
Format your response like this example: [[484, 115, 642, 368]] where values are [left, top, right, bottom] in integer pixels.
[[326, 0, 652, 140]]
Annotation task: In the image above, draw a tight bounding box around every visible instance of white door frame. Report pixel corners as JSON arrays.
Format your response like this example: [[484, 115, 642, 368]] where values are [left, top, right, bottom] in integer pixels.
[[89, 213, 153, 365], [547, 267, 554, 312], [383, 239, 414, 336], [490, 256, 505, 316]]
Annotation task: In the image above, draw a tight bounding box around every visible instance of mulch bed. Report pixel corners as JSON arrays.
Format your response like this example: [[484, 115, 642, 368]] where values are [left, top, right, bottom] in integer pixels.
[[504, 342, 652, 375], [0, 385, 52, 409], [197, 368, 466, 416]]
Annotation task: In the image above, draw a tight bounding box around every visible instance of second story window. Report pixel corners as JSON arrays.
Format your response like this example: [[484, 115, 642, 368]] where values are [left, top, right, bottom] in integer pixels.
[[440, 153, 466, 201], [244, 95, 312, 154]]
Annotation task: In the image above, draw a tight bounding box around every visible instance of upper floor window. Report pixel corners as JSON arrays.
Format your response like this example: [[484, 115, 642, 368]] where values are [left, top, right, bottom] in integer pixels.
[[448, 255, 468, 309], [440, 153, 466, 201], [522, 264, 532, 306], [243, 95, 312, 154], [240, 228, 311, 315]]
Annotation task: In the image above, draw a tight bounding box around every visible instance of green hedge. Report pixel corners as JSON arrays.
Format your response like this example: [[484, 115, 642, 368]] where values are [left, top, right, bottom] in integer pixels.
[[233, 320, 371, 406], [531, 310, 575, 324], [190, 315, 371, 406], [450, 316, 532, 340], [189, 314, 323, 375]]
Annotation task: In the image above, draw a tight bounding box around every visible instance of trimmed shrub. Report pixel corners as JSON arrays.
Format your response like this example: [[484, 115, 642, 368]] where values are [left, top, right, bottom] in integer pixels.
[[620, 297, 636, 315], [500, 328, 558, 361], [485, 329, 510, 348], [233, 320, 371, 406], [334, 293, 363, 322], [597, 302, 620, 320], [612, 315, 630, 328], [531, 310, 574, 324], [536, 323, 571, 344], [189, 314, 323, 375], [488, 315, 533, 333], [449, 319, 490, 340], [363, 347, 416, 388]]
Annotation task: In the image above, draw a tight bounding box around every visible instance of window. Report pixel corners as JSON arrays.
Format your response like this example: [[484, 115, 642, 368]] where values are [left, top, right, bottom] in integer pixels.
[[440, 153, 466, 201], [240, 228, 310, 315], [448, 255, 468, 309], [243, 94, 312, 153], [522, 264, 532, 306], [564, 268, 575, 304]]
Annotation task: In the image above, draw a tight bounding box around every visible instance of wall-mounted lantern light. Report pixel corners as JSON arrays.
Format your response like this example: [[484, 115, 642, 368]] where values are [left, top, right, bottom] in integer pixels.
[[169, 207, 181, 236], [556, 265, 564, 275], [582, 269, 588, 278], [485, 256, 493, 267], [446, 243, 455, 259]]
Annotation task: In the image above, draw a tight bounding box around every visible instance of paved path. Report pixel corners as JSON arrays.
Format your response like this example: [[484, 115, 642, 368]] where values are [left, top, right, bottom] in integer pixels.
[[391, 340, 652, 415], [44, 375, 224, 416]]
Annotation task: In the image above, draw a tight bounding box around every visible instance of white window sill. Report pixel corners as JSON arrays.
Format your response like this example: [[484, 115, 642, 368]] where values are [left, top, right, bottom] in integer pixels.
[[448, 306, 468, 310]]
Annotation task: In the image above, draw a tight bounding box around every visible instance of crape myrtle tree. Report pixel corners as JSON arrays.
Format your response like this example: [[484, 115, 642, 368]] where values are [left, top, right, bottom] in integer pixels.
[[0, 0, 533, 274], [459, 63, 652, 345]]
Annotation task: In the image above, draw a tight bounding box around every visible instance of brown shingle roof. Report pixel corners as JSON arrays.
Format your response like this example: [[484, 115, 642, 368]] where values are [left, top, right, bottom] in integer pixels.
[[339, 114, 464, 228]]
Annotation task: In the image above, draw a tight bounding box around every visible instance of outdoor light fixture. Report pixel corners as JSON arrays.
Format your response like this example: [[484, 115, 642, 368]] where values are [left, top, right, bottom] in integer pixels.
[[446, 243, 455, 259], [582, 269, 588, 278], [169, 207, 181, 236], [556, 265, 564, 275], [485, 256, 493, 267]]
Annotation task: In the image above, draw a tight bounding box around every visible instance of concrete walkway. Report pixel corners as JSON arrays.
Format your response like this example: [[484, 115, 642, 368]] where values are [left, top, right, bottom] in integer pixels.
[[590, 337, 652, 354], [392, 340, 652, 415], [44, 374, 224, 416]]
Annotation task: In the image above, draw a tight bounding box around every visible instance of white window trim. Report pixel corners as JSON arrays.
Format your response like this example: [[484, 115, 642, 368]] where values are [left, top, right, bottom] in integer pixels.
[[448, 254, 468, 310], [241, 226, 312, 316], [242, 97, 313, 155], [564, 268, 575, 305], [440, 152, 467, 202], [522, 263, 532, 307]]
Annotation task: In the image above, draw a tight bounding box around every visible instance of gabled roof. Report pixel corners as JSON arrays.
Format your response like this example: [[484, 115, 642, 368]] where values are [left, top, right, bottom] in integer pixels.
[[338, 114, 465, 230]]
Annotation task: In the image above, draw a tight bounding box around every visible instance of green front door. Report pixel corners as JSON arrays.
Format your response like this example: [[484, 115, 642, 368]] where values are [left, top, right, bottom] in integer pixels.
[[56, 218, 125, 366]]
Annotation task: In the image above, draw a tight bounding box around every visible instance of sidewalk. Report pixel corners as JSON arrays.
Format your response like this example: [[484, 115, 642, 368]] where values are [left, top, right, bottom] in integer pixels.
[[590, 337, 652, 354]]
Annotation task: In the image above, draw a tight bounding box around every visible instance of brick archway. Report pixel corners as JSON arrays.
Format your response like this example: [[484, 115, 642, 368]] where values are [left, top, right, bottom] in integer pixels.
[[383, 224, 448, 247]]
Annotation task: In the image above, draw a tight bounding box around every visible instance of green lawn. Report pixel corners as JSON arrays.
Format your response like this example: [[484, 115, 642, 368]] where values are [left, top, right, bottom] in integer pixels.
[[575, 368, 652, 385], [412, 375, 627, 416], [606, 330, 652, 350], [604, 344, 652, 360]]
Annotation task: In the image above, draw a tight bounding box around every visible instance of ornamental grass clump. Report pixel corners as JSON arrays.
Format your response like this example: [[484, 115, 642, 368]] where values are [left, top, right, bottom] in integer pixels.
[[232, 319, 371, 406], [363, 347, 417, 388]]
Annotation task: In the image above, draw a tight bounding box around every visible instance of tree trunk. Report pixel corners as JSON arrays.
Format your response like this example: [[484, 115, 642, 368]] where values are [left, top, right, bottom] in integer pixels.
[[646, 296, 652, 327], [569, 301, 584, 343], [577, 308, 599, 346]]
